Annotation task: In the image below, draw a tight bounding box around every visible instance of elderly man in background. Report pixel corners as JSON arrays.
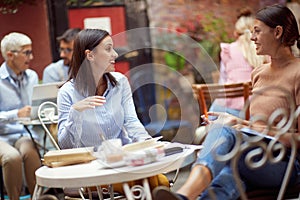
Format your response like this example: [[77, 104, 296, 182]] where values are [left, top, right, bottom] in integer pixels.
[[0, 32, 41, 200]]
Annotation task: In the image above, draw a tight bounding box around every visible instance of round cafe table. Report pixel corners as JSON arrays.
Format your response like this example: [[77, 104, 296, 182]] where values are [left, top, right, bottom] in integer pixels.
[[32, 148, 196, 200]]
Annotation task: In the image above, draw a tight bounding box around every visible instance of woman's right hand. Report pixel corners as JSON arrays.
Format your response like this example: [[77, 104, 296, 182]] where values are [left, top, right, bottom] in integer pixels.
[[206, 112, 240, 126], [72, 96, 106, 112]]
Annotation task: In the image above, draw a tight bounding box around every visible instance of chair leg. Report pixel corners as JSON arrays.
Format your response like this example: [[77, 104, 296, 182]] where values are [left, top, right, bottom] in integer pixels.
[[169, 168, 180, 187]]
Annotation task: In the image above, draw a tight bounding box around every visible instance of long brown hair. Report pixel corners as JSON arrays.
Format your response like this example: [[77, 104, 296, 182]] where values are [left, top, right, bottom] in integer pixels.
[[67, 29, 117, 96]]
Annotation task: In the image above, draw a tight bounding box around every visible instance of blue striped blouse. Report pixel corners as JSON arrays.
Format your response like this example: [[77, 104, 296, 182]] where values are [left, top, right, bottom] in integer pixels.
[[57, 72, 151, 149]]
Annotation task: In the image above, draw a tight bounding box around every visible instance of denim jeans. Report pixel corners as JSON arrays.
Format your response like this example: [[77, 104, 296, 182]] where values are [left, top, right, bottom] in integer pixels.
[[194, 124, 300, 200], [209, 102, 242, 119]]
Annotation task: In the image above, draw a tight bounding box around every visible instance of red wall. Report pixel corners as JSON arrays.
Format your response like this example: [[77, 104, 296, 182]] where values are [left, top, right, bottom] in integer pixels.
[[68, 6, 129, 75], [0, 0, 52, 79], [68, 6, 127, 44]]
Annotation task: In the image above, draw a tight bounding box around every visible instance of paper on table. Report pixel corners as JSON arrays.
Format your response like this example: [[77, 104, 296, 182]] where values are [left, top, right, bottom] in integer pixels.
[[43, 147, 96, 167], [122, 136, 164, 152], [164, 142, 203, 151], [240, 127, 275, 141]]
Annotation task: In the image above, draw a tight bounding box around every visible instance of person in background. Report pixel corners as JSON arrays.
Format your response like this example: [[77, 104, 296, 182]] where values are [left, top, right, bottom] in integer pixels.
[[209, 8, 268, 118], [153, 4, 300, 200], [57, 29, 151, 150], [0, 32, 41, 200], [42, 28, 81, 83]]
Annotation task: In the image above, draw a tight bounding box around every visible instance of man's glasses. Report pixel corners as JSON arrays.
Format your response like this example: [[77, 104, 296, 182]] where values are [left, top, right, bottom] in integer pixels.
[[11, 50, 33, 57], [58, 47, 73, 54]]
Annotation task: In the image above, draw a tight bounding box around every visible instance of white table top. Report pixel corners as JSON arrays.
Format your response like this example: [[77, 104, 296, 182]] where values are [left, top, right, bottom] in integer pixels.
[[35, 148, 195, 188]]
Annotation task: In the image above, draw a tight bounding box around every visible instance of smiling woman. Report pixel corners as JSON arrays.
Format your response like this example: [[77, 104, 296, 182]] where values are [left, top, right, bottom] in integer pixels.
[[153, 4, 300, 200], [57, 29, 151, 150]]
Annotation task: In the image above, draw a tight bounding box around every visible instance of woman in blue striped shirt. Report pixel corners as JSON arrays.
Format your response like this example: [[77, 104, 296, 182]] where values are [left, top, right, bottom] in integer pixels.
[[57, 29, 151, 150]]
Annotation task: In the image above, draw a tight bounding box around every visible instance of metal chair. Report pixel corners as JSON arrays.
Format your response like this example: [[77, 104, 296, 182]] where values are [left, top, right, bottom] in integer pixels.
[[38, 102, 126, 199], [37, 101, 60, 150], [208, 85, 300, 199]]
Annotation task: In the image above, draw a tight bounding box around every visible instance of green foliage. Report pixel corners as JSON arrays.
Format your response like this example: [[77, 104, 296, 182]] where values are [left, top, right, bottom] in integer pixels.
[[164, 52, 185, 71], [160, 12, 234, 70], [0, 0, 36, 14], [173, 12, 234, 63], [199, 13, 234, 62]]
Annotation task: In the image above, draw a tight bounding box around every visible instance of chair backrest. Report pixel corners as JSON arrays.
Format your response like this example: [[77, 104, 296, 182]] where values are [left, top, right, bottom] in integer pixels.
[[192, 82, 252, 120]]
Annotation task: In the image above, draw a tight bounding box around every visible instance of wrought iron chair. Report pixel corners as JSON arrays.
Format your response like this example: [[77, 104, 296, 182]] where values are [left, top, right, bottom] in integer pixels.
[[38, 101, 60, 150], [210, 85, 300, 199]]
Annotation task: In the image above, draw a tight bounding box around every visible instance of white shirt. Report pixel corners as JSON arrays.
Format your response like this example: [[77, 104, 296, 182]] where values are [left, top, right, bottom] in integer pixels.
[[0, 62, 39, 145]]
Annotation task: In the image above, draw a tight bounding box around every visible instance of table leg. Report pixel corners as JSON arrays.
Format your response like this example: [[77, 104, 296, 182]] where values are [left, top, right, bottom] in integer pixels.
[[123, 183, 134, 200], [96, 186, 104, 200], [87, 187, 92, 200], [122, 178, 152, 200], [142, 178, 152, 200], [32, 184, 43, 200], [108, 184, 114, 200], [78, 188, 86, 200]]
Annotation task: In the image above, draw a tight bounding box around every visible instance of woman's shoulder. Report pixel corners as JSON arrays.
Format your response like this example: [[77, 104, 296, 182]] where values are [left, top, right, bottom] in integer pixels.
[[251, 63, 269, 81], [110, 72, 128, 82], [59, 81, 74, 93], [220, 42, 231, 48], [220, 42, 239, 63], [288, 58, 300, 76], [290, 57, 300, 68], [220, 42, 230, 53], [253, 62, 269, 74]]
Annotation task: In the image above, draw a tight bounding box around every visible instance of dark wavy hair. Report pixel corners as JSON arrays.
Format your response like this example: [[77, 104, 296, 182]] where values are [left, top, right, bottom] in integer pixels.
[[68, 29, 117, 96], [256, 4, 300, 49], [57, 28, 81, 43]]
